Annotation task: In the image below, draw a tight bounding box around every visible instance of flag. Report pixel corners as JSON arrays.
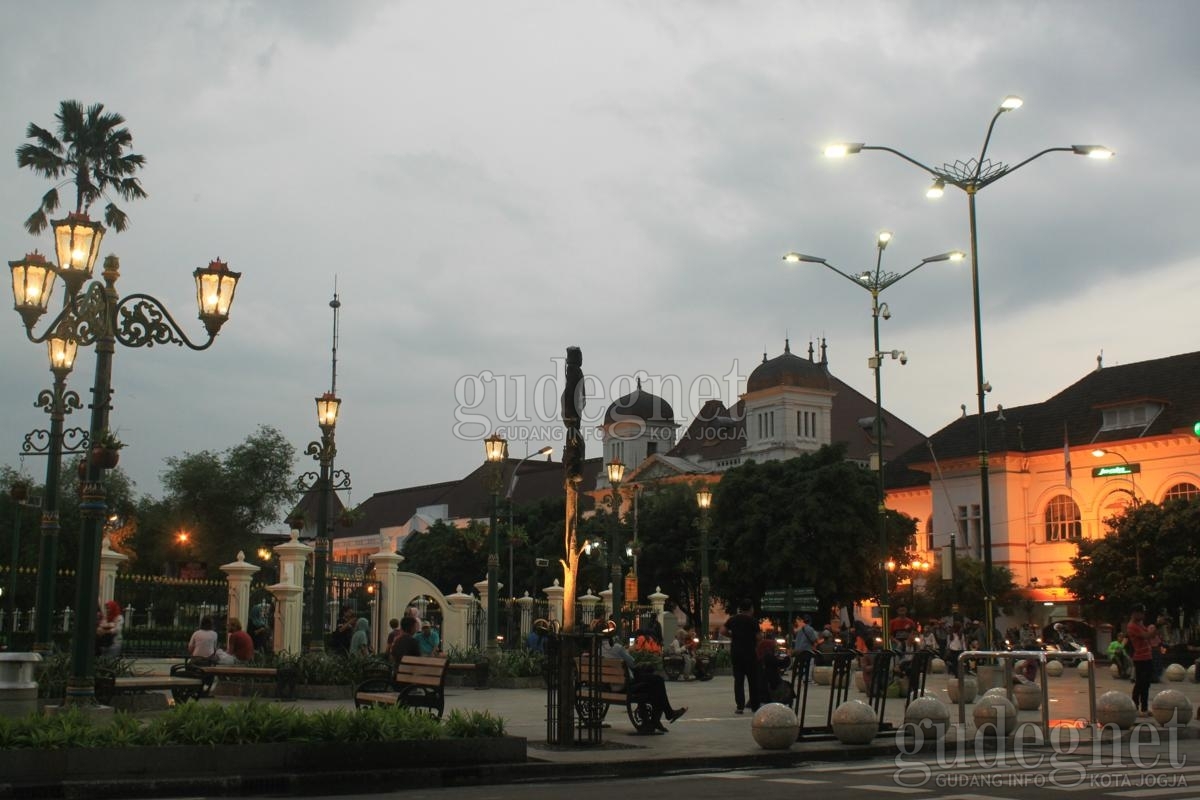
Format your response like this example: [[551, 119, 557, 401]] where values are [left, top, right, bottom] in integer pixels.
[[1063, 423, 1072, 490]]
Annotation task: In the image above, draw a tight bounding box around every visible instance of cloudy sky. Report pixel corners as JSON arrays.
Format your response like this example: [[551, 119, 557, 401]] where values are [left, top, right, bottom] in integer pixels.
[[2, 1, 1197, 526]]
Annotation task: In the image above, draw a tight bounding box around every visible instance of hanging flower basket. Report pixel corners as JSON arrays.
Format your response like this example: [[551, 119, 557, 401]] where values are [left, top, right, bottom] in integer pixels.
[[9, 482, 29, 502], [91, 447, 120, 469]]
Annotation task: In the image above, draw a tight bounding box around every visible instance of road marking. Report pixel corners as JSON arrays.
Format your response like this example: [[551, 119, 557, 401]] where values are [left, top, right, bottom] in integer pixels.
[[846, 786, 928, 794], [1110, 787, 1197, 798], [765, 778, 828, 784]]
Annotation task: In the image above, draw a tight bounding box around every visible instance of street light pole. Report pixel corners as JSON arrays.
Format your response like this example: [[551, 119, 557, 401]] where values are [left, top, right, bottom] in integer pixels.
[[825, 97, 1112, 650], [506, 445, 553, 596], [785, 236, 963, 636], [9, 235, 241, 704], [484, 433, 507, 658], [695, 487, 712, 643], [1092, 448, 1138, 505], [606, 459, 625, 627], [304, 392, 340, 651]]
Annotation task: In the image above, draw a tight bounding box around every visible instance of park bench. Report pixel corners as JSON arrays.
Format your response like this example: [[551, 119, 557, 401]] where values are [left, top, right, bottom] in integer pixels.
[[95, 669, 204, 705], [354, 655, 449, 717], [170, 660, 299, 700], [575, 654, 657, 734]]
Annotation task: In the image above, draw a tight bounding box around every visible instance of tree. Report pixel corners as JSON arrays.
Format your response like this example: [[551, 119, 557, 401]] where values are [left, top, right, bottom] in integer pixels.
[[1065, 497, 1200, 625], [627, 481, 708, 628], [132, 426, 296, 576], [16, 99, 147, 234], [399, 520, 489, 595], [708, 444, 917, 618], [921, 556, 1016, 623]]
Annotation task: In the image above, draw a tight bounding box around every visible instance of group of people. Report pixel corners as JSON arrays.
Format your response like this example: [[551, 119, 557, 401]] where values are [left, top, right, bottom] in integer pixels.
[[187, 614, 255, 664], [592, 618, 687, 733]]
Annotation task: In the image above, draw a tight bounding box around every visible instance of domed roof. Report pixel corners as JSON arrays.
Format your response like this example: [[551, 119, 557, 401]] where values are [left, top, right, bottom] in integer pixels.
[[747, 340, 832, 393], [604, 379, 676, 425]]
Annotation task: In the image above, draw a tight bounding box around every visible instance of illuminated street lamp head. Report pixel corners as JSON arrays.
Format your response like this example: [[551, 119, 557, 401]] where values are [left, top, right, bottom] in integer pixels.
[[1000, 95, 1024, 111], [886, 559, 897, 571], [47, 336, 78, 375], [1072, 145, 1115, 160], [1091, 448, 1110, 458], [9, 251, 56, 329], [782, 252, 826, 265], [536, 445, 554, 459], [926, 178, 946, 199], [924, 251, 967, 264], [484, 432, 508, 463], [51, 213, 105, 294], [607, 458, 625, 486], [824, 142, 864, 158], [696, 486, 712, 510], [316, 391, 341, 430], [176, 531, 190, 545], [194, 258, 242, 337], [877, 231, 892, 250]]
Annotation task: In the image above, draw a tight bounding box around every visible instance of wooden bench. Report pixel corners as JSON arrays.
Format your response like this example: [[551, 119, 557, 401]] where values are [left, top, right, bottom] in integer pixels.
[[170, 660, 299, 700], [575, 654, 657, 734], [354, 655, 448, 718], [94, 671, 204, 705]]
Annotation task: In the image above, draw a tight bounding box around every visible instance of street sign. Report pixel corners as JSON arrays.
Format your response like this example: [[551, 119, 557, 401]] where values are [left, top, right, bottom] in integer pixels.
[[1092, 463, 1140, 478], [761, 586, 818, 613]]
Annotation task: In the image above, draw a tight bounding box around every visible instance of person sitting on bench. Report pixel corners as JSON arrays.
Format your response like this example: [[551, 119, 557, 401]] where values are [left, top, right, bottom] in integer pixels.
[[593, 619, 686, 732], [215, 617, 255, 665]]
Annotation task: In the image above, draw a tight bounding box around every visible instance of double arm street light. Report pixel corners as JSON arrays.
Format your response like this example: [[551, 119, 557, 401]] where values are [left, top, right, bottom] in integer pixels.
[[695, 487, 712, 643], [786, 235, 963, 636], [297, 391, 350, 650], [484, 433, 508, 658], [10, 213, 240, 703], [605, 458, 626, 625], [825, 96, 1113, 649]]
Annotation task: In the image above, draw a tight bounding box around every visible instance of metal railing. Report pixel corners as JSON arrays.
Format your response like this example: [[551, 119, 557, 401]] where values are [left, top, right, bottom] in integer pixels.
[[955, 649, 1097, 733]]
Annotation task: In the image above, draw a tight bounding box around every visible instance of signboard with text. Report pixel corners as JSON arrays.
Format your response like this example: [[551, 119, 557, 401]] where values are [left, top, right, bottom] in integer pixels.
[[761, 586, 818, 613]]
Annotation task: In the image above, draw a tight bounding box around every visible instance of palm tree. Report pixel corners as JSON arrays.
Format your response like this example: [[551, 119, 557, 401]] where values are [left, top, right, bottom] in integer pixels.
[[16, 100, 147, 234]]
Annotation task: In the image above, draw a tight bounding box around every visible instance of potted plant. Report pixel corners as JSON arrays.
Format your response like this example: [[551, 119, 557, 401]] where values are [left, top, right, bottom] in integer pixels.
[[9, 481, 30, 503], [91, 430, 125, 469]]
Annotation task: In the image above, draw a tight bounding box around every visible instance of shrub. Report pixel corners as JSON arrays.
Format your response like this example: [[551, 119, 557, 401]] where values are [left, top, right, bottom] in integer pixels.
[[442, 709, 505, 738], [443, 644, 484, 664], [490, 649, 545, 678]]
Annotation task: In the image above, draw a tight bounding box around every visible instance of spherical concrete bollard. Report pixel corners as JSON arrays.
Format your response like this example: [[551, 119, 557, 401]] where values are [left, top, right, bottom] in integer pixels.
[[832, 699, 879, 745], [1096, 690, 1138, 729], [812, 665, 833, 686], [1187, 664, 1195, 682], [853, 671, 867, 693], [947, 674, 977, 704], [1110, 663, 1121, 678], [1077, 660, 1090, 678], [972, 693, 1018, 738], [904, 695, 950, 742], [983, 686, 1008, 699], [751, 702, 799, 750], [1045, 660, 1064, 677], [1164, 663, 1185, 682], [1013, 682, 1042, 711], [1150, 689, 1193, 726], [930, 657, 946, 675]]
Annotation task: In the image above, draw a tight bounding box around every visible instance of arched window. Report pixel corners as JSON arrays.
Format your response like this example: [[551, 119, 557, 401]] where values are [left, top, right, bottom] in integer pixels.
[[1045, 495, 1082, 541], [1164, 482, 1200, 502]]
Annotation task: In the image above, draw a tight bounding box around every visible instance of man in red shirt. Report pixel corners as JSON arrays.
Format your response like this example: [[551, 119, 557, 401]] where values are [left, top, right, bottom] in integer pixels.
[[889, 605, 917, 649], [216, 618, 255, 664], [1127, 605, 1155, 716]]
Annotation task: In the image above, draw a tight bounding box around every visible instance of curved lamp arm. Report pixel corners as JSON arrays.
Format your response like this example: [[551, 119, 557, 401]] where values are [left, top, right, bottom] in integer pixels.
[[115, 293, 220, 351]]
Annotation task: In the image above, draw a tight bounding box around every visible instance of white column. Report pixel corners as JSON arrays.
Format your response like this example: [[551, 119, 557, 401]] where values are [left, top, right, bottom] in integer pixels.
[[648, 586, 669, 633], [220, 551, 261, 627], [599, 584, 613, 621], [543, 580, 564, 625], [516, 592, 534, 645], [268, 583, 304, 655], [98, 537, 128, 606], [579, 589, 600, 627], [274, 530, 312, 589], [369, 535, 404, 653], [443, 585, 476, 651]]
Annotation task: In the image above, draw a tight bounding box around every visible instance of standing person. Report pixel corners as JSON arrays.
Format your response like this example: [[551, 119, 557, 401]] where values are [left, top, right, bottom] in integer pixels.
[[945, 622, 966, 676], [349, 617, 372, 657], [889, 605, 917, 650], [331, 608, 356, 655], [791, 615, 818, 683], [1127, 605, 1155, 717], [721, 600, 761, 714], [386, 618, 402, 648], [96, 600, 124, 658], [216, 618, 254, 664], [188, 615, 219, 663]]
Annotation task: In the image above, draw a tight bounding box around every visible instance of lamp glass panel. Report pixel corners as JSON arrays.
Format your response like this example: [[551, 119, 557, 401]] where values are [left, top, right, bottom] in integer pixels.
[[52, 218, 103, 279], [316, 394, 340, 427], [47, 337, 77, 371], [11, 260, 55, 311]]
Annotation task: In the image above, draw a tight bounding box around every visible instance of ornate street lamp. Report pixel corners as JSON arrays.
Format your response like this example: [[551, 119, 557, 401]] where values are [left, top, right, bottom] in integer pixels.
[[605, 458, 625, 625], [785, 235, 962, 636], [8, 214, 240, 703], [695, 486, 712, 643], [484, 433, 507, 658], [505, 445, 553, 595], [825, 96, 1112, 649]]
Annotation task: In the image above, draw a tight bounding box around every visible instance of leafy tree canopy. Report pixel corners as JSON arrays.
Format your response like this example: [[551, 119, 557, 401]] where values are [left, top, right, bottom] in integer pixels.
[[1065, 497, 1200, 625], [399, 519, 488, 596]]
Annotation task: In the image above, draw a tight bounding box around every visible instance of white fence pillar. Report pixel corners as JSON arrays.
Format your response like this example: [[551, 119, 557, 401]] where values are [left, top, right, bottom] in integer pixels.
[[220, 551, 261, 628], [369, 536, 404, 653], [98, 537, 128, 606]]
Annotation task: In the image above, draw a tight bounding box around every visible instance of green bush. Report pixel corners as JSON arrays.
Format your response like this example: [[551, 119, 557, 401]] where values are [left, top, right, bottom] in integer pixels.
[[37, 653, 137, 699], [443, 644, 484, 664], [270, 651, 387, 686], [0, 699, 496, 749], [490, 649, 545, 678]]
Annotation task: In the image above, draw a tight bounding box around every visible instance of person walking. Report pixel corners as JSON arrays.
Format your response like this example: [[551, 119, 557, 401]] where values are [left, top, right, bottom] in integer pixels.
[[1127, 605, 1155, 716], [721, 600, 761, 714]]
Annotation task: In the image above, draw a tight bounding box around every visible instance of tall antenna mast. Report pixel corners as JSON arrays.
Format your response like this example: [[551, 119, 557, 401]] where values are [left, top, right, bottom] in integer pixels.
[[329, 279, 341, 394]]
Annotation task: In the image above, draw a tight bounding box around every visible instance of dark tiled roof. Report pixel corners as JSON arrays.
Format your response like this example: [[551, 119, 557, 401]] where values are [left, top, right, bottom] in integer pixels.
[[334, 457, 602, 539], [668, 398, 746, 461], [891, 351, 1200, 483], [603, 385, 676, 425], [747, 347, 833, 393]]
